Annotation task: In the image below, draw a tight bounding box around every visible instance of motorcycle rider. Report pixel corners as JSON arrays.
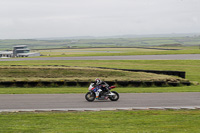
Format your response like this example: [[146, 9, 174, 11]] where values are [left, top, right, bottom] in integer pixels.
[[92, 78, 109, 98]]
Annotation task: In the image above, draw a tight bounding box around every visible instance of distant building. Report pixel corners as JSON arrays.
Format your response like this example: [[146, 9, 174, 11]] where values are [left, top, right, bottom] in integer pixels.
[[0, 51, 13, 58], [0, 45, 40, 58]]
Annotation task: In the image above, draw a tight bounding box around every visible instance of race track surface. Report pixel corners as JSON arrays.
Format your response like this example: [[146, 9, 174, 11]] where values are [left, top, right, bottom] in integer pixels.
[[0, 93, 199, 110], [0, 54, 200, 61]]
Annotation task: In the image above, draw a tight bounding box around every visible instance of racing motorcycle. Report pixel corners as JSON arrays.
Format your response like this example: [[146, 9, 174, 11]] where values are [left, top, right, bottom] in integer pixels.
[[85, 83, 119, 102]]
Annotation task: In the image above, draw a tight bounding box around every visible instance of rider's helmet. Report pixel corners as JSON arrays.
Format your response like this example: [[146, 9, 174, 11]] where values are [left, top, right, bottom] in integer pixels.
[[95, 78, 102, 85]]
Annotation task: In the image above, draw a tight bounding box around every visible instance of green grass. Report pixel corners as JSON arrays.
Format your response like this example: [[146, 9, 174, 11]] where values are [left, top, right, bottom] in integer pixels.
[[0, 60, 199, 93], [115, 86, 200, 93], [0, 66, 182, 82], [0, 60, 199, 82], [0, 110, 200, 133], [36, 47, 200, 57], [1, 37, 200, 56], [1, 36, 200, 50], [0, 87, 86, 94], [0, 86, 199, 94]]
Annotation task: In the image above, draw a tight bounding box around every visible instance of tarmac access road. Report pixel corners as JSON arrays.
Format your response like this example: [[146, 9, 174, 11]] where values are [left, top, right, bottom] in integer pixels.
[[0, 54, 200, 61], [0, 93, 199, 111]]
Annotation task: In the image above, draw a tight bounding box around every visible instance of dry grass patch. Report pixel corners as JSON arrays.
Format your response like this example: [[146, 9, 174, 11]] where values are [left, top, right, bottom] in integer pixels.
[[0, 66, 187, 82]]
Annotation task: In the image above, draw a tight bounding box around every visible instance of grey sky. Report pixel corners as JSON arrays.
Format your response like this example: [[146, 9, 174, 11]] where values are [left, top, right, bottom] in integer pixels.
[[0, 0, 199, 39]]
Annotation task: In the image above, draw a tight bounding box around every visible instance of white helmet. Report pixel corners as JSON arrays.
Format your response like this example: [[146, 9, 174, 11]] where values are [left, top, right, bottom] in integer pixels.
[[95, 78, 102, 85]]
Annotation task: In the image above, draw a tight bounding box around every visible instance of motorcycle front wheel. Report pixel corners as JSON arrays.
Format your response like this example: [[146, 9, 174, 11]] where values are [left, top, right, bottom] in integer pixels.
[[109, 91, 119, 101], [85, 91, 96, 102]]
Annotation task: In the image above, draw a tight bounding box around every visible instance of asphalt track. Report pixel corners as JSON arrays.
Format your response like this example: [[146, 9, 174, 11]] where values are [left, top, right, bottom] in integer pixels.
[[0, 54, 200, 61], [0, 93, 200, 112]]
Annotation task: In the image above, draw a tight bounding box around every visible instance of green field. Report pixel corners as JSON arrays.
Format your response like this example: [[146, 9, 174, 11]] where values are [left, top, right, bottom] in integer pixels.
[[0, 59, 200, 132], [35, 47, 200, 57], [0, 66, 182, 82], [1, 36, 200, 133], [0, 60, 199, 93], [0, 110, 200, 133], [1, 37, 200, 57], [1, 36, 200, 51], [0, 60, 199, 82]]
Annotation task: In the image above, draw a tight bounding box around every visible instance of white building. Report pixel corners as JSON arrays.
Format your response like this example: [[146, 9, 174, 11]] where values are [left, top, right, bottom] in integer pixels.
[[0, 51, 13, 58], [0, 45, 40, 58]]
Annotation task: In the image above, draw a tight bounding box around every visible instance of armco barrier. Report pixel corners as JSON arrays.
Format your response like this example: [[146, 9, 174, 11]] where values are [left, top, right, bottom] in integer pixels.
[[154, 81, 167, 87], [128, 81, 142, 87], [78, 82, 90, 87], [0, 81, 191, 87]]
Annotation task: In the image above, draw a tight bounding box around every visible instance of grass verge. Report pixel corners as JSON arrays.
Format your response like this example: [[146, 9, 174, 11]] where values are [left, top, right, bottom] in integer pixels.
[[0, 86, 199, 94], [0, 110, 200, 133]]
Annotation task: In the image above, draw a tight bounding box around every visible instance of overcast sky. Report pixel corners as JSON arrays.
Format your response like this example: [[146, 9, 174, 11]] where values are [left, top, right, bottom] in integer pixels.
[[0, 0, 200, 39]]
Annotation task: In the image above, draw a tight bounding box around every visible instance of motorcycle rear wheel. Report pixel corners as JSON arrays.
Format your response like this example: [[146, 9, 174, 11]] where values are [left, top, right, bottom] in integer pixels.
[[109, 91, 119, 101], [85, 92, 96, 102]]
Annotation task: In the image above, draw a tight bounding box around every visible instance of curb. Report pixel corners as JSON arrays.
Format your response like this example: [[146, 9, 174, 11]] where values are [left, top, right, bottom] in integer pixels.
[[1, 107, 200, 113]]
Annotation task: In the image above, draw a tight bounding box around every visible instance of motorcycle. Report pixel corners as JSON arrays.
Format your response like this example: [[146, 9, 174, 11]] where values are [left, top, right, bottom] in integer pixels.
[[85, 83, 119, 102]]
